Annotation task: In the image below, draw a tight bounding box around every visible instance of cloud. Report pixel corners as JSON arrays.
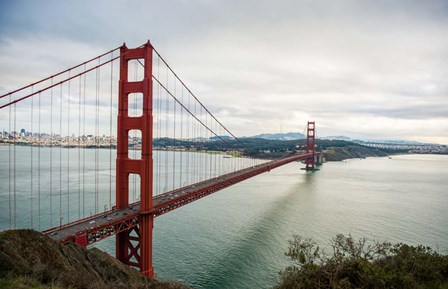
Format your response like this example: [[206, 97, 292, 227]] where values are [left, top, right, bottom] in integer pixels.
[[1, 0, 448, 143]]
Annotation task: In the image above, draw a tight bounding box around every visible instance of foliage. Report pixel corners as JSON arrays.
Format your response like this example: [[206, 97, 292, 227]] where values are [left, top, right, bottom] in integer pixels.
[[275, 234, 448, 289], [0, 230, 190, 289]]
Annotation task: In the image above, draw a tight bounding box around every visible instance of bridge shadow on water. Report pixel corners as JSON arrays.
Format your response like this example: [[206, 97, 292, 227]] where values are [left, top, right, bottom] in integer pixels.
[[195, 170, 318, 289]]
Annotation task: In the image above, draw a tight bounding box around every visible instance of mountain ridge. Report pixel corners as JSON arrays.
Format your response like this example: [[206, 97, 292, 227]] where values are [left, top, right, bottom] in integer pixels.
[[247, 132, 305, 140], [246, 132, 432, 145]]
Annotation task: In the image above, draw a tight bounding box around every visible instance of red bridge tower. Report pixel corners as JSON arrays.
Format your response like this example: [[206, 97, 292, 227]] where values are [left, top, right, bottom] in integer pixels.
[[116, 42, 155, 278], [305, 121, 316, 171]]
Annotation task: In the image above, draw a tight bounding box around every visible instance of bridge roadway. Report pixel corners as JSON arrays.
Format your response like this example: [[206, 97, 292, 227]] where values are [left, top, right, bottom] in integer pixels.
[[43, 152, 316, 246]]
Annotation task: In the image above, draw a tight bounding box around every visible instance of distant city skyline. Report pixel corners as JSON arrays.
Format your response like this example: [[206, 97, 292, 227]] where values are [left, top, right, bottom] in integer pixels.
[[2, 127, 446, 157], [1, 0, 447, 144], [2, 127, 447, 146]]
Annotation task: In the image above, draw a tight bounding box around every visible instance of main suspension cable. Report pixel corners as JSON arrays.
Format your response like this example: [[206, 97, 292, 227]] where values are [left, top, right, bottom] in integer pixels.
[[0, 47, 121, 99], [152, 48, 245, 146]]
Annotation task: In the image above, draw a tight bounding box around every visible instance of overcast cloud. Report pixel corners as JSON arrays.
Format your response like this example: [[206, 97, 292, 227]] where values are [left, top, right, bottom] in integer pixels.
[[1, 0, 447, 143]]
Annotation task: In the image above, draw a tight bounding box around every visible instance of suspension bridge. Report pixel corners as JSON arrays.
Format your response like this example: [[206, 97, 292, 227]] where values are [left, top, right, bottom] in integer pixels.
[[0, 41, 321, 278]]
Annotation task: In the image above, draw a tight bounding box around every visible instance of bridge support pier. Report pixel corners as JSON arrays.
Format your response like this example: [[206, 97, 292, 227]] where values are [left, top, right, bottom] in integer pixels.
[[116, 41, 155, 278]]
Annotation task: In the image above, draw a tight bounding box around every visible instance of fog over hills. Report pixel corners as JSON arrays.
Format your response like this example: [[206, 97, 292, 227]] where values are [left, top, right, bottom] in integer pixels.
[[247, 132, 430, 146], [247, 132, 305, 140]]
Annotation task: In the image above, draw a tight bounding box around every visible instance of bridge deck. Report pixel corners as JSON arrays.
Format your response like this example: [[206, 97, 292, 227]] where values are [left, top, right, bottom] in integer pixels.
[[43, 152, 316, 245]]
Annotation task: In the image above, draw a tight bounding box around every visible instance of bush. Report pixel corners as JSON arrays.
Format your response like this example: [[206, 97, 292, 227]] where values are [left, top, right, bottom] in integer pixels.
[[275, 234, 448, 289]]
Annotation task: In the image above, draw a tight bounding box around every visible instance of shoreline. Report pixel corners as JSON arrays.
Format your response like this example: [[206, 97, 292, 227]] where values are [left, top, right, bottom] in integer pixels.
[[1, 142, 446, 162]]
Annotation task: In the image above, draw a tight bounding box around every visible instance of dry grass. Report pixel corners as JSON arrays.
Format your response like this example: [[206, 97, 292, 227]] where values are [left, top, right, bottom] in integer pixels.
[[0, 230, 190, 289]]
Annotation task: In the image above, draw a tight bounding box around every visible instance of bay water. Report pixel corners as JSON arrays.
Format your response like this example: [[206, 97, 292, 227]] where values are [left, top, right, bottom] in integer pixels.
[[0, 146, 447, 288], [147, 154, 448, 288]]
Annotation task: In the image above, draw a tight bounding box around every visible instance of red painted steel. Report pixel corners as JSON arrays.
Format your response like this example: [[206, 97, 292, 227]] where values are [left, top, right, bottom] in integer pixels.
[[305, 121, 316, 171], [75, 233, 88, 247], [116, 41, 155, 278], [0, 47, 121, 99], [2, 38, 323, 279], [45, 151, 319, 246]]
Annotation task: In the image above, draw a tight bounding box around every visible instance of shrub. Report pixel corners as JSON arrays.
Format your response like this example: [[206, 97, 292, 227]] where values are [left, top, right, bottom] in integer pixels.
[[275, 234, 448, 289]]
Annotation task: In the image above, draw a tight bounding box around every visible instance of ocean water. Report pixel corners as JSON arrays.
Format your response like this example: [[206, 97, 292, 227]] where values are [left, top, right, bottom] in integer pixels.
[[0, 147, 447, 288], [103, 154, 448, 289]]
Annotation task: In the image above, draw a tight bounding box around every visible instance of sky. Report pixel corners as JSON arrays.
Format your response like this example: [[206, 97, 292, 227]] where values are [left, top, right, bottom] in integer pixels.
[[0, 0, 447, 144]]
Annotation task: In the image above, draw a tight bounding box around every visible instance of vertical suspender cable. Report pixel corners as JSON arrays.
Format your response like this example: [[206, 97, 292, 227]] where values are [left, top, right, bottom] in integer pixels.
[[173, 78, 176, 190], [219, 127, 222, 174], [82, 66, 86, 217], [31, 86, 34, 228], [156, 56, 161, 195], [210, 114, 212, 179], [212, 117, 215, 176], [95, 65, 99, 213], [199, 102, 202, 180], [98, 62, 102, 211], [220, 127, 223, 174], [78, 74, 82, 219], [98, 65, 101, 211], [206, 110, 209, 177], [205, 112, 208, 178], [186, 92, 190, 185], [165, 69, 169, 192], [192, 94, 194, 181], [197, 100, 200, 182], [192, 97, 196, 183], [191, 97, 194, 183], [38, 91, 41, 230], [8, 95, 12, 229], [194, 99, 197, 183], [67, 72, 71, 223], [200, 106, 203, 182], [50, 80, 53, 227], [109, 52, 113, 209], [153, 58, 157, 195], [59, 83, 62, 226], [212, 120, 214, 177], [214, 121, 217, 177], [154, 68, 157, 196], [191, 92, 194, 184], [199, 105, 202, 181], [14, 102, 17, 228], [203, 107, 206, 181], [207, 113, 211, 179], [180, 86, 183, 187], [210, 114, 213, 178], [205, 109, 208, 180]]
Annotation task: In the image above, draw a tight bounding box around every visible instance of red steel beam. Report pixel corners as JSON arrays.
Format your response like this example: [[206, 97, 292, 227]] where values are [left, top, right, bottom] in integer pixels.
[[46, 152, 318, 246], [305, 121, 316, 171], [116, 41, 155, 278]]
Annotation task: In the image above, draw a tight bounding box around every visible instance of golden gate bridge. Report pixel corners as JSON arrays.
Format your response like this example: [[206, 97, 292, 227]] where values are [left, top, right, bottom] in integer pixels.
[[0, 41, 321, 278]]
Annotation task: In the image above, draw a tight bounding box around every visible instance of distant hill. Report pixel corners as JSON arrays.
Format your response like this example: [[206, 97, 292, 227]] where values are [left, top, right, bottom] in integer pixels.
[[355, 139, 426, 145], [322, 135, 426, 146], [246, 132, 424, 145], [209, 135, 232, 141], [321, 135, 352, 141], [249, 132, 305, 140]]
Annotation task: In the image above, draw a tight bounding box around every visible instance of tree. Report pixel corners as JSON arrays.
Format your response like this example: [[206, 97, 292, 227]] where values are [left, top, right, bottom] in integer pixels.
[[275, 234, 448, 289]]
